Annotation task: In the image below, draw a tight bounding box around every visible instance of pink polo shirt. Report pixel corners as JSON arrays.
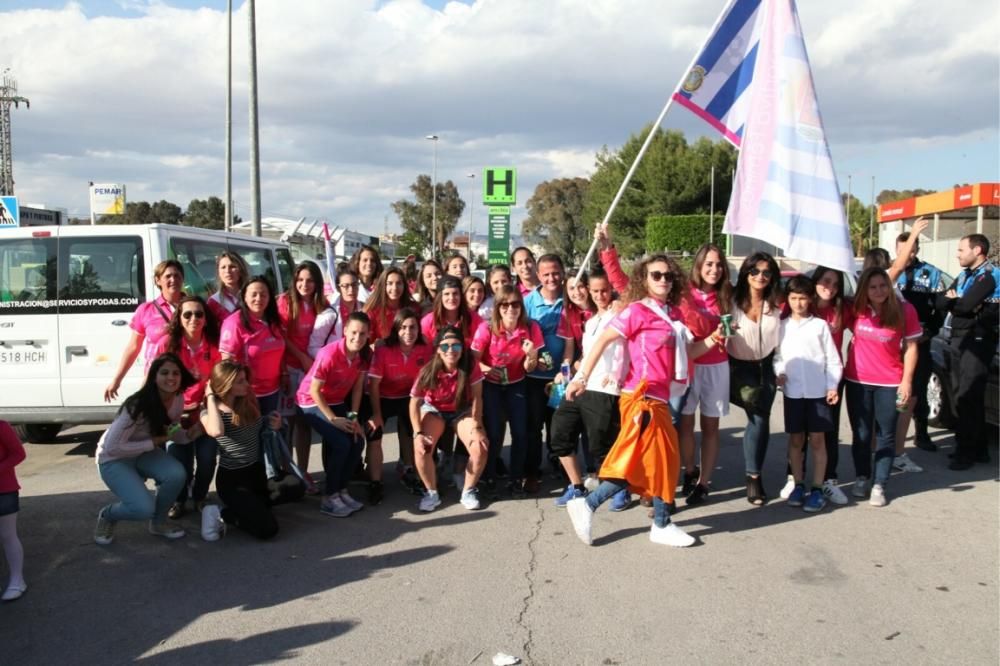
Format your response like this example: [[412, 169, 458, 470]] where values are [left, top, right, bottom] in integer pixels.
[[844, 301, 921, 387], [154, 336, 221, 406], [686, 287, 727, 365], [296, 339, 367, 407], [130, 294, 176, 371], [277, 294, 318, 371], [610, 300, 679, 404], [815, 300, 854, 358], [368, 342, 433, 399], [207, 290, 240, 325], [410, 363, 484, 413], [556, 306, 592, 350], [471, 320, 545, 384], [420, 311, 483, 347], [219, 313, 286, 397], [366, 303, 400, 344]]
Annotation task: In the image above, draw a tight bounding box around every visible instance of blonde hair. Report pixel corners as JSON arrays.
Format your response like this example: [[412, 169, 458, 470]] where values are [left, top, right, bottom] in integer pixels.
[[209, 360, 260, 427]]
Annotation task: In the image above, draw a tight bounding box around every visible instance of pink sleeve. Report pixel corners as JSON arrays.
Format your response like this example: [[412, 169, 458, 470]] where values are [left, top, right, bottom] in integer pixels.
[[277, 294, 292, 329], [218, 317, 244, 360], [129, 302, 151, 336], [312, 346, 337, 383], [410, 375, 424, 400], [0, 421, 26, 475], [471, 321, 491, 352], [420, 313, 436, 343], [556, 310, 571, 339], [599, 247, 630, 294], [902, 302, 922, 339], [610, 303, 638, 338], [368, 347, 385, 379]]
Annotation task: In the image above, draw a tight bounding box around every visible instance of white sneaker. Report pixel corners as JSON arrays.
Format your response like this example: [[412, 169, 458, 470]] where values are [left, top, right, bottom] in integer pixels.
[[779, 475, 796, 500], [649, 522, 696, 547], [583, 475, 601, 493], [566, 497, 593, 545], [460, 488, 481, 510], [200, 504, 224, 542], [822, 479, 849, 506], [320, 495, 354, 518], [892, 453, 923, 473], [851, 476, 869, 498], [419, 491, 442, 512], [869, 484, 887, 507], [338, 489, 363, 512], [148, 521, 186, 540], [94, 506, 115, 545]]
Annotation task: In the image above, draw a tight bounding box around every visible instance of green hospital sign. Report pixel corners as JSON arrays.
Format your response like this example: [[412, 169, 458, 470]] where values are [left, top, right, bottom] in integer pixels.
[[482, 167, 517, 205]]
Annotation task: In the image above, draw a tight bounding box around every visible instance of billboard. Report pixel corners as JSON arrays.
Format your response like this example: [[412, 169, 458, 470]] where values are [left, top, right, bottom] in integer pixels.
[[89, 183, 126, 217]]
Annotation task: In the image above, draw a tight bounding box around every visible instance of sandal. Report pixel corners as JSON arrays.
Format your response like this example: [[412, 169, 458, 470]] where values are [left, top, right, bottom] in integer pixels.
[[686, 483, 709, 506], [746, 475, 766, 506], [681, 467, 700, 496]]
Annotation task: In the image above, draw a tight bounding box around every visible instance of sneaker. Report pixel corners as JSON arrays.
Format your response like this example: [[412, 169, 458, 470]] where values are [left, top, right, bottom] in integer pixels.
[[892, 452, 923, 473], [566, 497, 593, 545], [869, 484, 887, 507], [822, 479, 848, 506], [338, 489, 363, 512], [460, 487, 482, 510], [583, 475, 601, 493], [787, 483, 806, 507], [320, 495, 354, 518], [168, 501, 186, 520], [94, 506, 115, 545], [802, 488, 827, 513], [685, 483, 709, 506], [609, 488, 631, 512], [851, 476, 869, 498], [200, 504, 224, 542], [419, 490, 442, 512], [554, 484, 586, 508], [1, 582, 27, 602], [649, 522, 695, 547], [148, 521, 186, 540], [367, 481, 384, 506], [779, 475, 796, 499]]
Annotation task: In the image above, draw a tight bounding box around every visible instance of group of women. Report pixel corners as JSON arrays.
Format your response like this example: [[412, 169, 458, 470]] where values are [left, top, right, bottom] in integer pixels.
[[88, 229, 924, 550]]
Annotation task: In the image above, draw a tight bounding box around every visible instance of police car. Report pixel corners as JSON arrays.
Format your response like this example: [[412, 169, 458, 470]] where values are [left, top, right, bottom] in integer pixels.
[[927, 321, 999, 429], [0, 224, 293, 441]]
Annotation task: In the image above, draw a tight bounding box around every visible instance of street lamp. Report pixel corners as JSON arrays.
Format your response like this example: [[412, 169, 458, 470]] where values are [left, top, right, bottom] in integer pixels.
[[466, 173, 475, 263], [425, 134, 438, 259]]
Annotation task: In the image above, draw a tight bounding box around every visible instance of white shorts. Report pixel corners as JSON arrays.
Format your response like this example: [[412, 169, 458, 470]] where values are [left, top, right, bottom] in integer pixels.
[[681, 360, 730, 418]]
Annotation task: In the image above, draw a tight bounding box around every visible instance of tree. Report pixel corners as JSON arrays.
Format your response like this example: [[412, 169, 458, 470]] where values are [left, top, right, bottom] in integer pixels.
[[843, 193, 876, 255], [876, 188, 936, 205], [102, 200, 183, 225], [391, 175, 465, 260], [583, 126, 737, 258], [185, 196, 239, 229], [522, 177, 591, 265]]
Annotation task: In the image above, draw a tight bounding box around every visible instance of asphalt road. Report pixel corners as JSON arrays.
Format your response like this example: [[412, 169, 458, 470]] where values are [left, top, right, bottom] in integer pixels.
[[2, 403, 998, 665]]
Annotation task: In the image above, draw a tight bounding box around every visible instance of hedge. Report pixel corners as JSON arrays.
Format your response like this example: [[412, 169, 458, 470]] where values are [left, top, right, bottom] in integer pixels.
[[645, 214, 726, 254]]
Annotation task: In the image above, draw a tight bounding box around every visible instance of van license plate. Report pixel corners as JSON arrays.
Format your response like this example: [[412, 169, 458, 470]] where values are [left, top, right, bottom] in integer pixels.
[[0, 350, 47, 364]]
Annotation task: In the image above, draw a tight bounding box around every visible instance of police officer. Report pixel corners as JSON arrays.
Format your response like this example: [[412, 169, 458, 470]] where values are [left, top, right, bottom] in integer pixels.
[[894, 221, 946, 451], [936, 233, 999, 470]]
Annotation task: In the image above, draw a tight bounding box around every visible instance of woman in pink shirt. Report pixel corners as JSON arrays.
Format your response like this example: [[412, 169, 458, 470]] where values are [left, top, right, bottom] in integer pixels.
[[219, 277, 287, 416], [410, 326, 489, 512], [564, 255, 723, 548], [364, 267, 418, 345], [414, 260, 443, 314], [445, 254, 470, 279], [207, 251, 249, 324], [462, 276, 487, 319], [479, 265, 512, 321], [471, 285, 544, 496], [298, 312, 371, 518], [154, 296, 221, 518], [367, 308, 433, 501], [421, 276, 483, 348], [844, 267, 920, 507], [349, 245, 383, 304], [104, 260, 185, 402], [0, 420, 27, 601], [561, 274, 596, 355]]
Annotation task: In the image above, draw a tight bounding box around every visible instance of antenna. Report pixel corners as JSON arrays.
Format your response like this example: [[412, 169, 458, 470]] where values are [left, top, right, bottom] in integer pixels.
[[0, 68, 31, 196]]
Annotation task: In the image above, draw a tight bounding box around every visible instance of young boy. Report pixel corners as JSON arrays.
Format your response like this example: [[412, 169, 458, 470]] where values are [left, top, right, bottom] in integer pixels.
[[774, 276, 843, 512]]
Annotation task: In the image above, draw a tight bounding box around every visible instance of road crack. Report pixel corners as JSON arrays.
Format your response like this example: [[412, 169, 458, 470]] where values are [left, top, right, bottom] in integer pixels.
[[515, 499, 544, 664]]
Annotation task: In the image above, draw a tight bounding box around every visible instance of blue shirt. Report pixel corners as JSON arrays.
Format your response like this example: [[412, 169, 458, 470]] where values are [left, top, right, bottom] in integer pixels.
[[524, 287, 566, 379]]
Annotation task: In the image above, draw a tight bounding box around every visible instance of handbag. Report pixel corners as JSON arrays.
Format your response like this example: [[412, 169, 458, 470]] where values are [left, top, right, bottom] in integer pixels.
[[260, 426, 306, 504]]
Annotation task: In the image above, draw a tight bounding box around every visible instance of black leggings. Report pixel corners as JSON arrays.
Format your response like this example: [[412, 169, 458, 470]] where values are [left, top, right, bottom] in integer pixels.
[[216, 460, 278, 540]]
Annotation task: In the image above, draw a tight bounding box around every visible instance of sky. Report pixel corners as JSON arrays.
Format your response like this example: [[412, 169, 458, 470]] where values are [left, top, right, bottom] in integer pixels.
[[1, 0, 997, 240]]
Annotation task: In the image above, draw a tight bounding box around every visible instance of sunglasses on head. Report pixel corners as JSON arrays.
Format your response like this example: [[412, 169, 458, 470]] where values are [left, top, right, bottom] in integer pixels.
[[749, 267, 773, 278], [438, 342, 463, 353], [182, 310, 205, 320], [498, 302, 521, 310], [648, 270, 673, 283]]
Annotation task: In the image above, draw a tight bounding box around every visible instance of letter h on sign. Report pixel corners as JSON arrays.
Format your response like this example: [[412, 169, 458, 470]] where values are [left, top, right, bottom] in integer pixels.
[[482, 167, 517, 205]]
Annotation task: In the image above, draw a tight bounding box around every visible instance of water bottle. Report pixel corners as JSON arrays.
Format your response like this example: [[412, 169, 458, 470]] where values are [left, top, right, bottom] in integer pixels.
[[560, 360, 571, 383]]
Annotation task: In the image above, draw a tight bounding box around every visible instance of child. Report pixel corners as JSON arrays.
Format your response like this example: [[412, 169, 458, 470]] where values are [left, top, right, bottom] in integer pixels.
[[774, 277, 843, 513], [0, 420, 26, 601]]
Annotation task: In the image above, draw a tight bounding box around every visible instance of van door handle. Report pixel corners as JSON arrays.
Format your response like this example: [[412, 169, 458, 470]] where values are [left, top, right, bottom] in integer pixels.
[[67, 346, 88, 356], [111, 320, 127, 326]]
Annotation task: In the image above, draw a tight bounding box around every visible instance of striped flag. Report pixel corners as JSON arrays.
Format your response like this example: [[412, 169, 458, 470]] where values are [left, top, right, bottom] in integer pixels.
[[676, 0, 855, 273]]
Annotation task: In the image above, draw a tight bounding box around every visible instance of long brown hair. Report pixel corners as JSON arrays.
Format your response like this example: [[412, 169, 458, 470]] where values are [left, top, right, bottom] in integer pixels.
[[164, 295, 219, 351], [286, 260, 327, 324], [854, 267, 903, 331], [812, 266, 848, 334], [690, 244, 733, 304], [209, 359, 260, 427], [734, 252, 781, 313], [624, 254, 685, 306], [364, 266, 416, 337], [415, 326, 473, 412], [431, 275, 475, 340], [489, 285, 529, 335]]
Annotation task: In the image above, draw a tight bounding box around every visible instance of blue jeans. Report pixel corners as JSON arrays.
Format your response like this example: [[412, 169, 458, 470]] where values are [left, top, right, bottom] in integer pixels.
[[483, 380, 528, 480], [98, 448, 187, 523], [586, 479, 672, 528], [731, 357, 777, 475], [167, 434, 219, 503], [302, 404, 363, 495], [846, 381, 897, 486]]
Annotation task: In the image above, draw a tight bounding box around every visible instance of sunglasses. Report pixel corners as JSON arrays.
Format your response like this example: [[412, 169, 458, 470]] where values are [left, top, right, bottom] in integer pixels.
[[749, 267, 773, 278], [338, 282, 358, 289], [498, 302, 521, 310], [181, 310, 205, 320], [648, 270, 673, 283], [438, 342, 463, 353]]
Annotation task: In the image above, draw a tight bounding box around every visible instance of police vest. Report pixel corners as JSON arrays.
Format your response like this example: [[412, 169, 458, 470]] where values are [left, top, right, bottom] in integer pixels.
[[956, 262, 1000, 303]]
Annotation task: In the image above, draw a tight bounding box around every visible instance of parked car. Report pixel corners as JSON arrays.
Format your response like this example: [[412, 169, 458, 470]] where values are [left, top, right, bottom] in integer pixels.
[[927, 321, 999, 428]]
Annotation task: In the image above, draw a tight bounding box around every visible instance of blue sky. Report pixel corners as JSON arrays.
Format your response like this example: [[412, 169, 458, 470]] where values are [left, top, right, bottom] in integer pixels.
[[1, 0, 997, 237]]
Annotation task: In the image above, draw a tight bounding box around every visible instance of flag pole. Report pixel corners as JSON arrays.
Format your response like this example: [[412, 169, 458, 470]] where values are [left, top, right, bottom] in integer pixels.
[[575, 4, 734, 281]]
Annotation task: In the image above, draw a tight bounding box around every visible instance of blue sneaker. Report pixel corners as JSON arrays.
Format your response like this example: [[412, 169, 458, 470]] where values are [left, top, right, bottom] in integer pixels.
[[554, 484, 586, 507], [787, 484, 806, 507], [803, 488, 827, 513], [609, 488, 631, 512]]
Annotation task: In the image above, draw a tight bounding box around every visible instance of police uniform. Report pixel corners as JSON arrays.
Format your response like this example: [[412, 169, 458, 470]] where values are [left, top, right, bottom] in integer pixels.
[[896, 259, 946, 448], [937, 261, 1000, 466]]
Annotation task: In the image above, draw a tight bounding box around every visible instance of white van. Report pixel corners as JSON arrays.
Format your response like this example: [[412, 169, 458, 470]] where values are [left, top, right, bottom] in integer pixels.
[[0, 223, 295, 441]]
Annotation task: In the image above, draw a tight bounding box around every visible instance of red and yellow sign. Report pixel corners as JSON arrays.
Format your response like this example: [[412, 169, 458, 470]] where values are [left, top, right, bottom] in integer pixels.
[[878, 182, 999, 223]]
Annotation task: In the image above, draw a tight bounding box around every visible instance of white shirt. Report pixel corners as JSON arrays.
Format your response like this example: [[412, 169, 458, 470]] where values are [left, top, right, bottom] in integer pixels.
[[576, 308, 628, 396], [773, 315, 843, 399], [727, 301, 781, 361]]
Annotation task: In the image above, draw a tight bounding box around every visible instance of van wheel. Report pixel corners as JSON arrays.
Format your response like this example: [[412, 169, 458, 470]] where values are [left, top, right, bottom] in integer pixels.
[[926, 371, 953, 429], [14, 423, 63, 443]]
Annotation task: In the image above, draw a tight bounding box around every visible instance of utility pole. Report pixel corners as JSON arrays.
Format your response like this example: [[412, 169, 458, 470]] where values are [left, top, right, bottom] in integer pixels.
[[248, 0, 262, 236], [466, 173, 475, 262], [224, 0, 233, 232], [0, 69, 30, 196]]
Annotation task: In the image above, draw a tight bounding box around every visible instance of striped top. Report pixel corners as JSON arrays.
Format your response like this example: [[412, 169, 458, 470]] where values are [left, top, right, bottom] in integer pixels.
[[216, 412, 262, 470]]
